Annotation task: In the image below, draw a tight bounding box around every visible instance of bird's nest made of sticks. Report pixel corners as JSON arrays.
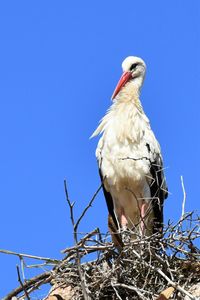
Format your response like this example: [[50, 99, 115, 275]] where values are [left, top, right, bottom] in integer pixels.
[[2, 182, 200, 300], [3, 214, 200, 300]]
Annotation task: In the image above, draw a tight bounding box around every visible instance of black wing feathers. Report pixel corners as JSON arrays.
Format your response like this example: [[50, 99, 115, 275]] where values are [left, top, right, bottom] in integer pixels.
[[99, 169, 119, 230], [150, 157, 168, 234]]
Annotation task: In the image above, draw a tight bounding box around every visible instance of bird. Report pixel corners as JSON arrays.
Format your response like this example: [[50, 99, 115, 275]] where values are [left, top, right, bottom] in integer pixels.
[[91, 56, 168, 246]]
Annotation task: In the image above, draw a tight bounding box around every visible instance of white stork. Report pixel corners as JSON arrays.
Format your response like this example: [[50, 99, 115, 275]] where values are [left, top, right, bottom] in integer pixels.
[[91, 56, 168, 245]]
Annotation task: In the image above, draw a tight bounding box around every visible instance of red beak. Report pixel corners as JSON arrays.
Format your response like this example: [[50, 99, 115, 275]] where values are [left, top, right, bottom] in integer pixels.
[[111, 71, 132, 100]]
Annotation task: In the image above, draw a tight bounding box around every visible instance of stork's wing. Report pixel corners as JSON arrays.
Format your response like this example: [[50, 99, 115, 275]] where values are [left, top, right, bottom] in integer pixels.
[[99, 168, 119, 230], [149, 152, 168, 234]]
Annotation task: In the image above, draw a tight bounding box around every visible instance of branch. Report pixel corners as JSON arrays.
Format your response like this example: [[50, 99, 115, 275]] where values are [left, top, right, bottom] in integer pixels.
[[0, 249, 59, 263], [16, 265, 30, 300], [64, 179, 75, 228], [61, 228, 101, 253], [131, 248, 196, 300], [113, 283, 148, 300], [74, 182, 103, 232], [181, 175, 186, 220], [64, 180, 90, 300], [4, 271, 52, 300]]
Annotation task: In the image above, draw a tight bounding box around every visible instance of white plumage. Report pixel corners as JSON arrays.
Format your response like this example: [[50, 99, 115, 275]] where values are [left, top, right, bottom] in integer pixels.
[[92, 56, 168, 239]]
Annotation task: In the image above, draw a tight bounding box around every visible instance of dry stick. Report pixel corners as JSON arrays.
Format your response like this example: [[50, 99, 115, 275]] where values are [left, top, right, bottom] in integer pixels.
[[113, 283, 148, 300], [75, 182, 103, 297], [64, 180, 104, 300], [64, 180, 88, 300], [131, 248, 195, 300], [20, 257, 25, 282], [64, 179, 75, 228], [15, 271, 27, 300], [16, 265, 30, 300], [0, 249, 59, 263], [4, 272, 52, 300], [22, 277, 51, 299], [61, 228, 100, 253], [111, 282, 123, 300], [74, 182, 103, 232], [26, 263, 55, 268], [169, 212, 194, 233], [181, 175, 186, 220], [150, 248, 174, 281], [58, 246, 94, 271]]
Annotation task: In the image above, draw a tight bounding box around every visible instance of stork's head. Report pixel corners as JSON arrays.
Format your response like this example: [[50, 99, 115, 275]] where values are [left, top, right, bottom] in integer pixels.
[[112, 56, 146, 100]]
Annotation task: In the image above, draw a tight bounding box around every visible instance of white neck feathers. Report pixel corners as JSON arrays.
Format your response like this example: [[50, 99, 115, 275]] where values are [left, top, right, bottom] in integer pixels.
[[91, 83, 146, 139]]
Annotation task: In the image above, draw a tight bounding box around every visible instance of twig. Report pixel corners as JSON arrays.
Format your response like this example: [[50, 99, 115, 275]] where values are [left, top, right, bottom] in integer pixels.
[[16, 265, 30, 300], [131, 248, 196, 300], [3, 271, 52, 300], [61, 228, 100, 253], [0, 249, 59, 263], [111, 282, 123, 300], [64, 179, 75, 228], [181, 175, 186, 220], [113, 283, 148, 300], [74, 182, 103, 232], [20, 257, 25, 281], [64, 180, 90, 300]]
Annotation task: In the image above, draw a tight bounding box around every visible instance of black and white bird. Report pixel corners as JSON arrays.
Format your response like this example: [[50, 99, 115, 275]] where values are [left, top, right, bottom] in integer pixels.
[[91, 56, 168, 245]]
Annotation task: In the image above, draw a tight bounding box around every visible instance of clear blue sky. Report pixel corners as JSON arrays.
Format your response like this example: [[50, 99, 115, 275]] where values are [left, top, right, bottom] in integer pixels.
[[0, 1, 200, 298]]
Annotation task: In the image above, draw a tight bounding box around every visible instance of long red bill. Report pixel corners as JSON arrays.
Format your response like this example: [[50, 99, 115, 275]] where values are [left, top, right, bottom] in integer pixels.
[[111, 71, 132, 100]]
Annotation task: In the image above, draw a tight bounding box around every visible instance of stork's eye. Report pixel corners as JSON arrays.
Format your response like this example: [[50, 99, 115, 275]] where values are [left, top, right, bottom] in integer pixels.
[[130, 63, 138, 71]]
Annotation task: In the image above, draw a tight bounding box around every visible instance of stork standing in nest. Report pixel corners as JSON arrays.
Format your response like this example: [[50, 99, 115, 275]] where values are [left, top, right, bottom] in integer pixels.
[[91, 56, 168, 246]]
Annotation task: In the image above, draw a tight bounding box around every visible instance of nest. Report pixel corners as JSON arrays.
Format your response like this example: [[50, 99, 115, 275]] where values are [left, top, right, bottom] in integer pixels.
[[48, 212, 200, 300], [2, 182, 200, 300]]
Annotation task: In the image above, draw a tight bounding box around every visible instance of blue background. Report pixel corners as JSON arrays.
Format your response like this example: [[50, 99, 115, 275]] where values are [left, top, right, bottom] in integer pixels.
[[0, 1, 199, 298]]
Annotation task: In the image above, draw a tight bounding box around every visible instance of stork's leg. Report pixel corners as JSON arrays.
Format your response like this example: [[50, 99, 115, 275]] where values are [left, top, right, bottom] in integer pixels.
[[140, 201, 148, 234], [108, 214, 123, 250], [120, 207, 128, 229]]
